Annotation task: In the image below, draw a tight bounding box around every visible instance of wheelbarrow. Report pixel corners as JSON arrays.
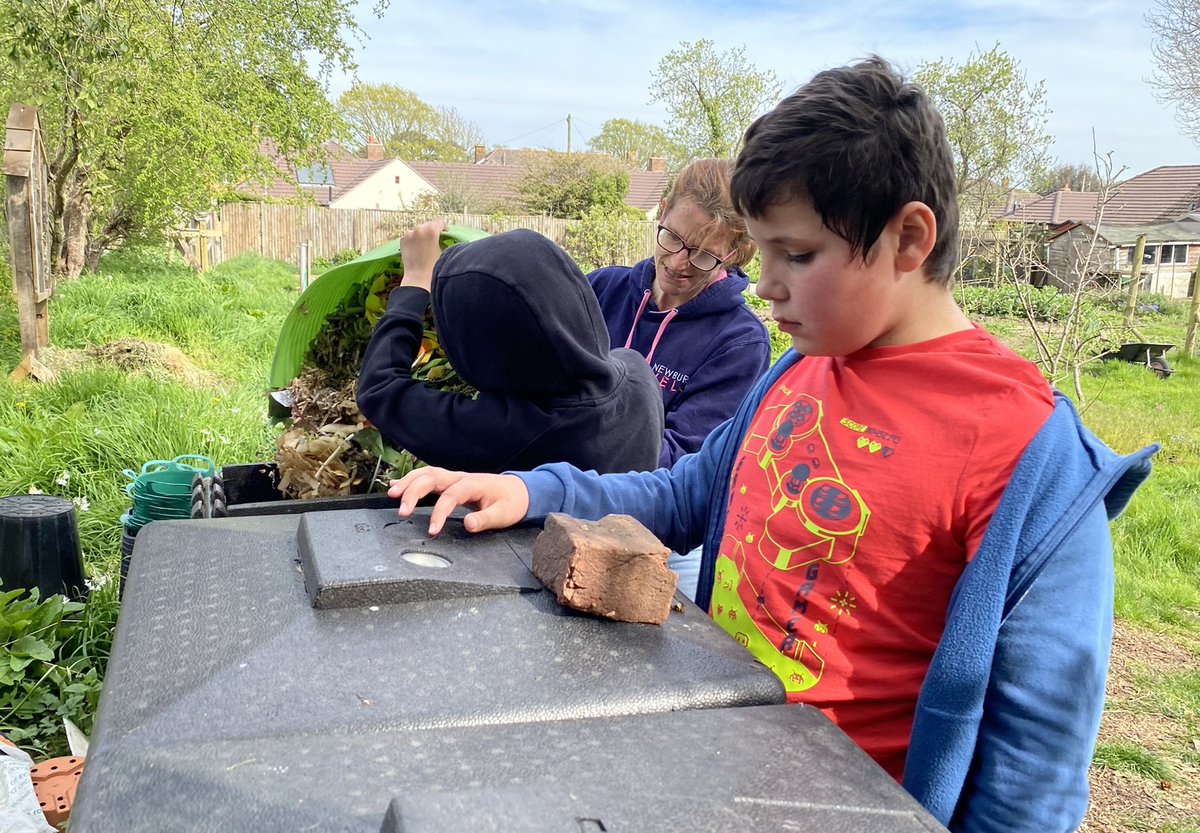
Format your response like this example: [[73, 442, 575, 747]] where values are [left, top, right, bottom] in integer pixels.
[[1098, 342, 1175, 378]]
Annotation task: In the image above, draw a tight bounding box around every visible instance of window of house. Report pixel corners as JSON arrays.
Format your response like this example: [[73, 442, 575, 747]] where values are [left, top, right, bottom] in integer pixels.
[[1160, 244, 1188, 264], [1126, 247, 1158, 265], [296, 164, 334, 187]]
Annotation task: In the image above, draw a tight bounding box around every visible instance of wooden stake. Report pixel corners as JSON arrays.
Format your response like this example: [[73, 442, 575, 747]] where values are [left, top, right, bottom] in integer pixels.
[[1122, 234, 1147, 327], [9, 353, 55, 383], [1185, 262, 1199, 356]]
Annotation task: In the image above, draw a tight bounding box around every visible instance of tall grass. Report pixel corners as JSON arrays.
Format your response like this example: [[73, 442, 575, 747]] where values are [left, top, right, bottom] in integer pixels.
[[0, 250, 300, 754], [1073, 357, 1200, 634]]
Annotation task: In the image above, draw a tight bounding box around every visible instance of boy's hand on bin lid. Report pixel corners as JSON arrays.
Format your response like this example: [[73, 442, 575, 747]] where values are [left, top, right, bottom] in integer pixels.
[[399, 219, 445, 292], [388, 468, 529, 536]]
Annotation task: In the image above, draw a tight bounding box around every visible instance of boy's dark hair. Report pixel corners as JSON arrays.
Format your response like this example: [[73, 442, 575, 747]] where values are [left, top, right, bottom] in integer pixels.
[[731, 56, 960, 284]]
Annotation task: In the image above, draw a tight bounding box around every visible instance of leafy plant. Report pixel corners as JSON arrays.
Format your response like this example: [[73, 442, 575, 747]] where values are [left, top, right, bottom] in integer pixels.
[[312, 249, 362, 271], [650, 39, 781, 160], [0, 586, 112, 757], [517, 152, 630, 219], [958, 283, 1079, 321]]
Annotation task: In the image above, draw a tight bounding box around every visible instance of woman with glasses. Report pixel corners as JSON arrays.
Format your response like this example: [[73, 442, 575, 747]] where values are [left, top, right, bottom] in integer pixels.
[[589, 158, 770, 467], [588, 159, 771, 597]]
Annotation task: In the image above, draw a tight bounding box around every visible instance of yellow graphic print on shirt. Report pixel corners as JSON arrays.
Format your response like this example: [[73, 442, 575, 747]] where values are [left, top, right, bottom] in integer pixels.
[[711, 393, 871, 694]]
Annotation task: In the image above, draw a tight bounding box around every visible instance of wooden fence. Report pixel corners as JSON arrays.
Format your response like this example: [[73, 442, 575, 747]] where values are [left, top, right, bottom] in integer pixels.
[[207, 202, 657, 267]]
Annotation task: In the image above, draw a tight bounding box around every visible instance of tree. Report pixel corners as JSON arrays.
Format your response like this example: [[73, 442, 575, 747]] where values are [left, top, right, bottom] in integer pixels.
[[564, 207, 654, 272], [517, 152, 631, 219], [412, 171, 509, 214], [587, 118, 682, 169], [649, 40, 781, 161], [915, 44, 1052, 276], [978, 152, 1126, 403], [337, 83, 483, 162], [1031, 162, 1104, 195], [0, 0, 377, 277], [1148, 0, 1200, 144]]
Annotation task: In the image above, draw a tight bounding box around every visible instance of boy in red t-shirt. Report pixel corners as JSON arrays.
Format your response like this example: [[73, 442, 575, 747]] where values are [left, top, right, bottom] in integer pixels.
[[384, 57, 1155, 832]]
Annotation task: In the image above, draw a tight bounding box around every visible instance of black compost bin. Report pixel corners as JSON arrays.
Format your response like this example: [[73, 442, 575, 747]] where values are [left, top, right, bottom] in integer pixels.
[[70, 505, 946, 832]]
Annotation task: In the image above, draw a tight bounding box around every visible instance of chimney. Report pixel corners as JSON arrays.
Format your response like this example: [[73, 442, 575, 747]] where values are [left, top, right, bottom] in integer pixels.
[[1061, 182, 1071, 192], [474, 144, 487, 164], [366, 134, 384, 161], [625, 150, 638, 165], [649, 156, 666, 173]]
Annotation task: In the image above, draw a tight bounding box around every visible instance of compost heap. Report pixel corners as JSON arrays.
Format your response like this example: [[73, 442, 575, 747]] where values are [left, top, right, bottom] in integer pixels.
[[275, 269, 474, 500]]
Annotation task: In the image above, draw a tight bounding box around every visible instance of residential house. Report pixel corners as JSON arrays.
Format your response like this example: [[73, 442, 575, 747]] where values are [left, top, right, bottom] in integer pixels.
[[994, 165, 1200, 299], [406, 146, 671, 218], [238, 138, 436, 210], [240, 140, 671, 218], [1046, 217, 1200, 300]]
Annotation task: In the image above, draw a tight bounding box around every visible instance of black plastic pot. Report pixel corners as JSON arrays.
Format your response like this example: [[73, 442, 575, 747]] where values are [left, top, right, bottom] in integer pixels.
[[0, 495, 87, 599]]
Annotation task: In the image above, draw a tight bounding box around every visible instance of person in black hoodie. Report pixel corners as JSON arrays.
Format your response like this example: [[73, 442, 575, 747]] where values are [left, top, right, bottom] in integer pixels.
[[357, 221, 664, 475]]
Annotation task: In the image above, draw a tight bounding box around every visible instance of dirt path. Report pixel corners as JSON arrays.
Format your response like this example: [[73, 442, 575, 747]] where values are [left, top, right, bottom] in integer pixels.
[[1081, 621, 1200, 832]]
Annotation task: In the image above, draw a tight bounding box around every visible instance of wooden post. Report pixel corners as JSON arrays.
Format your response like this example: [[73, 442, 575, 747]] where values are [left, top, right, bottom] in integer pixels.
[[1123, 234, 1147, 327], [1185, 262, 1200, 356], [4, 103, 54, 381]]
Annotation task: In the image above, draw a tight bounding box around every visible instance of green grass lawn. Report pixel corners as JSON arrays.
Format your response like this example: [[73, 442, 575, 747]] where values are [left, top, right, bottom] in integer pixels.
[[0, 249, 298, 754], [2, 251, 1198, 794]]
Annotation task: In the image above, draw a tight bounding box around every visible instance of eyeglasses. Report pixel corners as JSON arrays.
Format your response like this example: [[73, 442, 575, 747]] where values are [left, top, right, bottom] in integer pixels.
[[656, 225, 732, 273]]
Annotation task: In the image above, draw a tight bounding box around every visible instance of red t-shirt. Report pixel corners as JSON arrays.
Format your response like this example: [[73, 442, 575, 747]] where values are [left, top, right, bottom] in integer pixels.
[[713, 326, 1054, 779]]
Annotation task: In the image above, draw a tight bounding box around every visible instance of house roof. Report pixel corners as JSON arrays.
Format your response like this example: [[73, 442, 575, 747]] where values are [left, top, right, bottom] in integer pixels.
[[407, 158, 670, 214], [997, 189, 1102, 225], [405, 161, 524, 208], [627, 170, 671, 212], [478, 148, 616, 167], [1100, 165, 1200, 225], [239, 140, 390, 206], [996, 165, 1200, 227], [1052, 216, 1200, 246]]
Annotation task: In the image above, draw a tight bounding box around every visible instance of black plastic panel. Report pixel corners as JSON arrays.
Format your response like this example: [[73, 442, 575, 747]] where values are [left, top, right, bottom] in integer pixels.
[[299, 509, 543, 608]]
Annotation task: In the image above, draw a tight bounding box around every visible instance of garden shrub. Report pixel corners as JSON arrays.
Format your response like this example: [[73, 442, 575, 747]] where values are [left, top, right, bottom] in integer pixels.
[[957, 282, 1082, 322], [564, 207, 650, 272]]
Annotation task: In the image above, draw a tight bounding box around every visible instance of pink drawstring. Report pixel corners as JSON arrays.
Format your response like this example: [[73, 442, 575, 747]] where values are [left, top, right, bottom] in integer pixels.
[[623, 287, 679, 365], [624, 290, 653, 348], [644, 309, 678, 365]]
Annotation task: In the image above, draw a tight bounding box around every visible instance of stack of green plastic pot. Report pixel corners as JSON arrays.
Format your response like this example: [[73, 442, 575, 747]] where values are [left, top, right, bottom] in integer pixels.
[[120, 455, 216, 533]]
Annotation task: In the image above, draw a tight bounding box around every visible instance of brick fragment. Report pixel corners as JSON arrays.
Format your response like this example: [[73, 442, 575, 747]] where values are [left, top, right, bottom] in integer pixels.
[[533, 513, 678, 625]]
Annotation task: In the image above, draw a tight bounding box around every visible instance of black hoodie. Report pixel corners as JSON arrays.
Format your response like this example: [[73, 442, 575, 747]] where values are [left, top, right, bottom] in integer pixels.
[[357, 229, 664, 474]]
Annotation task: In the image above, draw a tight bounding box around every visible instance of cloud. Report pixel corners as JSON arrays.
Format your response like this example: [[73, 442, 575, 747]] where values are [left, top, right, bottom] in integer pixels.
[[344, 0, 1195, 173]]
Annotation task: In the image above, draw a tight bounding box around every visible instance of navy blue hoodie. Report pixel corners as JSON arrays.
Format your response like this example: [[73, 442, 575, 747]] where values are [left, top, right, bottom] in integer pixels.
[[357, 230, 664, 474], [589, 258, 770, 467]]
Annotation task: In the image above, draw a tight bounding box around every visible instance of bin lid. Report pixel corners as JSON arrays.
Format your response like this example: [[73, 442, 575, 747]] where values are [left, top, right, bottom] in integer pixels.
[[88, 510, 783, 744]]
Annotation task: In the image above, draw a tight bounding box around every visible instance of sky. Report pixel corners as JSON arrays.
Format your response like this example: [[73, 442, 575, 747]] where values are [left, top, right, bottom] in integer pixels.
[[332, 0, 1195, 180]]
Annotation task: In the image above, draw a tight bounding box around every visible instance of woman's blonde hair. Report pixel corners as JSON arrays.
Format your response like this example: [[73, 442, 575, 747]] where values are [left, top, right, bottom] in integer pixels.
[[662, 158, 757, 269]]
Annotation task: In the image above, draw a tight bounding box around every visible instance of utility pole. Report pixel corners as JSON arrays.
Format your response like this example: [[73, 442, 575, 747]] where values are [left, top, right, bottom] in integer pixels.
[[567, 114, 572, 153]]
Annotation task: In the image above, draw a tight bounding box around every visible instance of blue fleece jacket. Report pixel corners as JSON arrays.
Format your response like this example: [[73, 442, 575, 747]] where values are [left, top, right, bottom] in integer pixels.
[[514, 350, 1157, 832], [589, 258, 770, 467]]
